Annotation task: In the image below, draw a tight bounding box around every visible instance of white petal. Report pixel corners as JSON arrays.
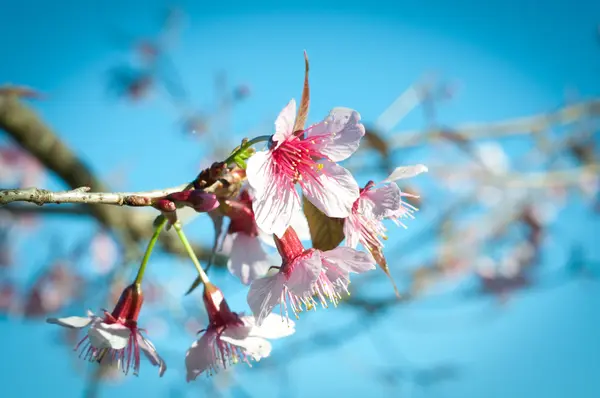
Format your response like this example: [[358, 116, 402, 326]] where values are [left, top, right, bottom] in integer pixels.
[[247, 274, 286, 325], [219, 233, 235, 256], [259, 209, 311, 247], [246, 150, 272, 196], [360, 183, 401, 219], [302, 161, 359, 218], [289, 208, 312, 241], [88, 322, 131, 350], [286, 250, 322, 296], [255, 183, 301, 238], [343, 218, 361, 248], [272, 99, 296, 147], [186, 332, 217, 382], [220, 335, 272, 361], [384, 164, 428, 182], [321, 247, 376, 274], [306, 108, 365, 162], [227, 233, 272, 285], [46, 315, 92, 329], [138, 334, 167, 377], [241, 313, 296, 339]]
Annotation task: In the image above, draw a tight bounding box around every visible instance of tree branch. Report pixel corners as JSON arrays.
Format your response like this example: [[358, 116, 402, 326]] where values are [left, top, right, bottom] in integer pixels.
[[0, 91, 222, 263], [389, 99, 600, 149]]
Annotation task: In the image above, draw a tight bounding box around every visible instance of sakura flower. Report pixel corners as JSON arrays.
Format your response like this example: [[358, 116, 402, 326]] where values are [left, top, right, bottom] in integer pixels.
[[247, 227, 375, 325], [344, 165, 428, 264], [46, 284, 166, 377], [186, 282, 294, 381], [221, 189, 310, 285], [247, 99, 365, 237]]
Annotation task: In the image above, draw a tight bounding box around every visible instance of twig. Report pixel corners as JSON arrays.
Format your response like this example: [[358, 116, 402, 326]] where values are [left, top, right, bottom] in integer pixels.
[[389, 99, 600, 149]]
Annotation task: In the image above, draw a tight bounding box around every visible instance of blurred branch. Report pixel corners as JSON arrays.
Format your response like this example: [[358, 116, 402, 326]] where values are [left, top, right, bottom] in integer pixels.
[[0, 90, 220, 263], [390, 99, 600, 149]]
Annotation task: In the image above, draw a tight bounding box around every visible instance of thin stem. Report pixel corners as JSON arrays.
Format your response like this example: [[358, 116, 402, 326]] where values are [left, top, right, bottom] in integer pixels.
[[223, 135, 272, 165], [173, 222, 210, 286], [133, 218, 167, 286]]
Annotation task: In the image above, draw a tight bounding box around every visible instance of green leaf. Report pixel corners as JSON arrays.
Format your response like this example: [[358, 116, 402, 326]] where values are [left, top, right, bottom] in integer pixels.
[[302, 195, 344, 251], [293, 51, 310, 133]]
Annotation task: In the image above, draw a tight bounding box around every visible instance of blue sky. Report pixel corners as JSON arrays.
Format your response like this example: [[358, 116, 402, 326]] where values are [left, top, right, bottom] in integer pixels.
[[1, 1, 599, 397]]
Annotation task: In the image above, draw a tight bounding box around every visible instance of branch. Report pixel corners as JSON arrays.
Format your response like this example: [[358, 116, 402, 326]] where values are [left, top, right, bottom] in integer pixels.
[[0, 185, 186, 207], [0, 91, 221, 263], [390, 99, 600, 149]]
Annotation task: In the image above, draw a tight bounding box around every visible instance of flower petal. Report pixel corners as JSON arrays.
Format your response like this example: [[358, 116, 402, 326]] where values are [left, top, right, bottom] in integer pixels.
[[138, 334, 167, 377], [248, 151, 301, 238], [360, 183, 401, 219], [306, 108, 365, 162], [302, 160, 359, 218], [46, 315, 92, 329], [246, 150, 271, 196], [247, 274, 286, 325], [321, 247, 376, 274], [259, 208, 311, 247], [88, 322, 131, 350], [241, 313, 296, 339], [343, 215, 361, 249], [272, 99, 296, 147], [228, 233, 271, 285], [185, 331, 217, 382], [383, 164, 428, 182], [286, 250, 322, 295], [220, 335, 272, 361]]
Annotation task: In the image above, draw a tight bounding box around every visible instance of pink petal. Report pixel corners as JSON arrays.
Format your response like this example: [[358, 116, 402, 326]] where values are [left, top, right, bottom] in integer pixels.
[[227, 233, 271, 285], [247, 151, 301, 237], [302, 160, 359, 218], [360, 183, 401, 219], [272, 99, 297, 148], [321, 247, 376, 274], [185, 331, 217, 382], [343, 217, 361, 248], [306, 108, 365, 162], [383, 164, 428, 182], [286, 250, 322, 296], [247, 274, 286, 325], [137, 334, 167, 377]]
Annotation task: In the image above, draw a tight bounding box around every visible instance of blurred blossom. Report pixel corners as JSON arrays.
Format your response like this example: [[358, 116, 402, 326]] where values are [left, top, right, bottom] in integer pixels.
[[90, 232, 118, 275], [23, 262, 82, 318]]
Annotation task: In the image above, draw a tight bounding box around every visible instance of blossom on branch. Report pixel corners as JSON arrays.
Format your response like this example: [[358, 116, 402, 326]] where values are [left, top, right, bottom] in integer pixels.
[[247, 99, 365, 237], [47, 284, 166, 377], [247, 227, 375, 325], [186, 282, 294, 380], [220, 189, 310, 285], [344, 165, 428, 266]]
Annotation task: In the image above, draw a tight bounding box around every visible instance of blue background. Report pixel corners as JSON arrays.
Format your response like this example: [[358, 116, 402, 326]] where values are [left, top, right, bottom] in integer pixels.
[[1, 1, 599, 397]]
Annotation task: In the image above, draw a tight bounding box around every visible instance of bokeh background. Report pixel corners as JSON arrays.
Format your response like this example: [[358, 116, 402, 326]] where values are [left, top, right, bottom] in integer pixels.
[[1, 1, 599, 397]]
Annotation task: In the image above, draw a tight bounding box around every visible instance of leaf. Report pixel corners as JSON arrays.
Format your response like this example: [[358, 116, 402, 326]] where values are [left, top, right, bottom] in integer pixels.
[[293, 51, 310, 133], [302, 195, 344, 251]]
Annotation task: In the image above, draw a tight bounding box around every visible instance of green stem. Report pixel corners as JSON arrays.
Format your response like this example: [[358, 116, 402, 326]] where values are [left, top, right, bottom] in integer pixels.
[[173, 222, 210, 286], [133, 217, 167, 286], [223, 135, 272, 166]]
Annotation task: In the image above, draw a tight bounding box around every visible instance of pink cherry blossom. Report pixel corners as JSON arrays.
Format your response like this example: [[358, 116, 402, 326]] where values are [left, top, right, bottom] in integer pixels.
[[344, 165, 428, 263], [247, 227, 375, 325], [186, 283, 294, 380], [221, 189, 311, 285], [246, 99, 365, 237], [47, 284, 166, 377]]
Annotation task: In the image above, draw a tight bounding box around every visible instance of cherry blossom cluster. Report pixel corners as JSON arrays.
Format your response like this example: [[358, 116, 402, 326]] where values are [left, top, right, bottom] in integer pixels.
[[46, 98, 427, 381]]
